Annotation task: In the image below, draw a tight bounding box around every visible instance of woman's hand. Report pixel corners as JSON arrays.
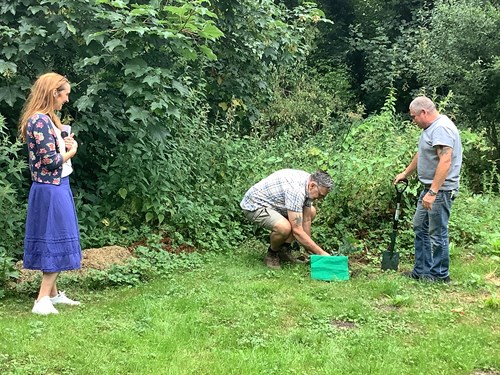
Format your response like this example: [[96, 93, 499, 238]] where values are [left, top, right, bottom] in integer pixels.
[[64, 134, 78, 153], [64, 134, 73, 150]]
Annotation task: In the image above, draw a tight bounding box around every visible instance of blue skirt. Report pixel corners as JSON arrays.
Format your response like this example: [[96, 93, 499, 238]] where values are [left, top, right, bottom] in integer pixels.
[[24, 177, 82, 272]]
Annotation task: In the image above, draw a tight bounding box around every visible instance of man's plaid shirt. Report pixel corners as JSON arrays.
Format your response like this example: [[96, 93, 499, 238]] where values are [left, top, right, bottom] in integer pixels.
[[240, 169, 313, 216]]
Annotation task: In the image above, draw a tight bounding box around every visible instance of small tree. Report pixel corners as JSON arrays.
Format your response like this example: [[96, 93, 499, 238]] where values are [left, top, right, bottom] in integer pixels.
[[412, 0, 500, 163]]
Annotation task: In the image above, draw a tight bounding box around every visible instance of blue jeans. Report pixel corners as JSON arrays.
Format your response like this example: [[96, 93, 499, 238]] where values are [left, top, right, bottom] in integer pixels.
[[412, 189, 456, 280]]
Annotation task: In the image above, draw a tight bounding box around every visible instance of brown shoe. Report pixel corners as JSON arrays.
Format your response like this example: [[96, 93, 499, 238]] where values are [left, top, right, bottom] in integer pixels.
[[264, 250, 281, 269], [277, 248, 296, 263], [295, 253, 310, 264], [278, 247, 306, 264]]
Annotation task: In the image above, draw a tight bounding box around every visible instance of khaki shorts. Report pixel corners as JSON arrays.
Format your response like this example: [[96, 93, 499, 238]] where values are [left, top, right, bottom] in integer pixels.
[[243, 208, 286, 230]]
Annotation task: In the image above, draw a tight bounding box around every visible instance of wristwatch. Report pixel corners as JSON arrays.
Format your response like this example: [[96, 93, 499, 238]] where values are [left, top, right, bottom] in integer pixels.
[[428, 189, 438, 196]]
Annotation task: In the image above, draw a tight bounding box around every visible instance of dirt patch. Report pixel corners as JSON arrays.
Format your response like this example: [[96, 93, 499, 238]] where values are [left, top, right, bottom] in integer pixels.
[[15, 245, 134, 283], [79, 246, 133, 270], [15, 234, 197, 284], [485, 270, 500, 288], [330, 319, 358, 330]]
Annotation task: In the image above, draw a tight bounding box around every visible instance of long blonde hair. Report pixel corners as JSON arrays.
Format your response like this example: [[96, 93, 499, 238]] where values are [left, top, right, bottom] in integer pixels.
[[18, 72, 69, 142]]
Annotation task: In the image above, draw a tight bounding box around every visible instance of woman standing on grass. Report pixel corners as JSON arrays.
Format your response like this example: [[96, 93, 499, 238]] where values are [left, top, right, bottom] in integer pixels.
[[19, 72, 82, 315]]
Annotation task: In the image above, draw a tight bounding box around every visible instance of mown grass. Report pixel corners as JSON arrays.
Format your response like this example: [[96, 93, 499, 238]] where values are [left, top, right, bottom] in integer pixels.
[[0, 243, 499, 375]]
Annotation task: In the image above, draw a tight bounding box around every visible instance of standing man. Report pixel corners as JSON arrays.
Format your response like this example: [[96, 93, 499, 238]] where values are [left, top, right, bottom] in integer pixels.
[[241, 169, 332, 269], [394, 96, 462, 283]]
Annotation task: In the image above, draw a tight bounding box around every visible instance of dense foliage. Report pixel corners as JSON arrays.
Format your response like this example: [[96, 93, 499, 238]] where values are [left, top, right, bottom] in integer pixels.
[[314, 0, 499, 166], [0, 0, 498, 292], [413, 0, 500, 162], [0, 115, 24, 292], [0, 0, 325, 233]]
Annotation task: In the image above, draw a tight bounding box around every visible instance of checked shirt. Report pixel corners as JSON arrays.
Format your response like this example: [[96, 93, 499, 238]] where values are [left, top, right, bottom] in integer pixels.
[[240, 169, 313, 216]]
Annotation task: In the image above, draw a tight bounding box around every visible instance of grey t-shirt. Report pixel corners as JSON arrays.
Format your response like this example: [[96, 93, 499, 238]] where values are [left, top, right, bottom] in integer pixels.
[[417, 115, 462, 190]]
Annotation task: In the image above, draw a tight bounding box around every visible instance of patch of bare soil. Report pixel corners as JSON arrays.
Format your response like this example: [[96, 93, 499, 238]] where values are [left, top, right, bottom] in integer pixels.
[[79, 245, 133, 270], [485, 270, 500, 288], [330, 319, 358, 330], [15, 245, 134, 283]]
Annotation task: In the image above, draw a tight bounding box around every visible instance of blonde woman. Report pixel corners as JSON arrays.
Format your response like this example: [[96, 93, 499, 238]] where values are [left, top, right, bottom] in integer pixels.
[[19, 72, 82, 315]]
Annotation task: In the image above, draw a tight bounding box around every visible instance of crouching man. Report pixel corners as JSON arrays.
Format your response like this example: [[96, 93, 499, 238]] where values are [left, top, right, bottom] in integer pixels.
[[240, 169, 332, 269]]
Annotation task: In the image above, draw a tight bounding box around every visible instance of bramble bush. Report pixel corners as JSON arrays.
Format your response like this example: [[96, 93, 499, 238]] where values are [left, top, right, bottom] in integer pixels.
[[279, 89, 418, 257]]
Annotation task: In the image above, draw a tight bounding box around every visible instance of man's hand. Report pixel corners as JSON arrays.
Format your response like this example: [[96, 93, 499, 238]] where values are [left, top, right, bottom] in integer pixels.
[[288, 210, 330, 256], [393, 172, 407, 185], [422, 192, 436, 210]]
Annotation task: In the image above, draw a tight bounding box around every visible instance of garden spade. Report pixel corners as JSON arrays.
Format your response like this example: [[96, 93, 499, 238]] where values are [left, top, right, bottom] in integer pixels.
[[381, 178, 408, 271]]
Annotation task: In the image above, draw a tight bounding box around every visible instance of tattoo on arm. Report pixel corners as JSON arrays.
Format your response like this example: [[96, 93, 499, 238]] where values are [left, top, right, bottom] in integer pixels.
[[437, 146, 451, 156], [293, 215, 303, 226]]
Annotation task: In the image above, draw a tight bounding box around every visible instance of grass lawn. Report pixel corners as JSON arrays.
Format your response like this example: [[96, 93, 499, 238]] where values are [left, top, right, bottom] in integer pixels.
[[1, 243, 499, 375]]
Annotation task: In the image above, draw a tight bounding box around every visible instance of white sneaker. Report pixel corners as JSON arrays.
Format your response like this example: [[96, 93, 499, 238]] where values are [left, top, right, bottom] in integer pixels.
[[32, 296, 59, 315], [50, 291, 81, 306]]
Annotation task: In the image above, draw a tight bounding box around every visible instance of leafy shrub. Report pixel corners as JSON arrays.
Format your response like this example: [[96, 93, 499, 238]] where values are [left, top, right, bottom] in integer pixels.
[[0, 116, 25, 250], [205, 0, 331, 130], [254, 63, 355, 140], [450, 192, 500, 253], [229, 88, 499, 263], [0, 115, 25, 293], [0, 249, 18, 299], [458, 128, 497, 194]]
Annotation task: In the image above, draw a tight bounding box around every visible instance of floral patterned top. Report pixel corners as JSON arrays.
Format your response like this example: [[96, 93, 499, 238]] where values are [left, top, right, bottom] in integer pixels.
[[26, 113, 64, 185]]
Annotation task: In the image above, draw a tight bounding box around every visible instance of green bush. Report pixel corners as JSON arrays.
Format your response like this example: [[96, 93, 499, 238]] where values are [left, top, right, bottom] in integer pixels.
[[449, 192, 500, 254], [254, 63, 356, 140], [229, 89, 499, 263], [0, 115, 25, 293]]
